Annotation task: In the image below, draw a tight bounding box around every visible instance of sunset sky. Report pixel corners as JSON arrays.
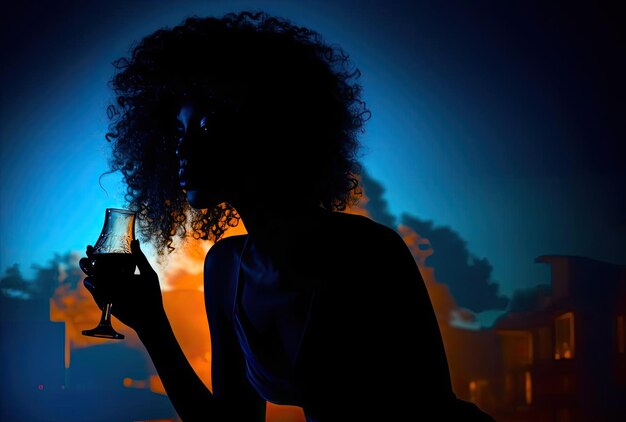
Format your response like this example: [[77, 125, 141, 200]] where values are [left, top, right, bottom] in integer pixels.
[[1, 0, 624, 309]]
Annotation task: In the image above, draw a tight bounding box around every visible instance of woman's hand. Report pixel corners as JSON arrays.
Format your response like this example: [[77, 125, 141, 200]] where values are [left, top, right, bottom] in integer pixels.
[[79, 239, 165, 333]]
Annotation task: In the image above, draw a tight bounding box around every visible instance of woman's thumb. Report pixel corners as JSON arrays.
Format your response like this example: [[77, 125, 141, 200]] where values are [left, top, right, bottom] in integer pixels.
[[131, 240, 155, 276]]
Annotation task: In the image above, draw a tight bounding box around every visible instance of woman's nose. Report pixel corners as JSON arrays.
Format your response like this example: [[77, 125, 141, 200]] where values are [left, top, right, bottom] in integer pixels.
[[175, 138, 183, 159], [176, 133, 190, 159]]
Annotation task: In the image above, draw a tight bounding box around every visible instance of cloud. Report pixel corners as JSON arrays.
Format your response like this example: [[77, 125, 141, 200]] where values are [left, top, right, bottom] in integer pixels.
[[359, 169, 396, 228], [400, 214, 508, 313], [360, 169, 508, 313]]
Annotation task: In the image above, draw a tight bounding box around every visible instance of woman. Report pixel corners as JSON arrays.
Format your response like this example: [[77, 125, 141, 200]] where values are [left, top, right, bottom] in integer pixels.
[[81, 11, 494, 421]]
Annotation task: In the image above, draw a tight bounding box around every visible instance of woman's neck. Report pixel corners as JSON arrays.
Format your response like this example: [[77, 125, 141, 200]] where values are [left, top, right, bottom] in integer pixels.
[[232, 198, 325, 240]]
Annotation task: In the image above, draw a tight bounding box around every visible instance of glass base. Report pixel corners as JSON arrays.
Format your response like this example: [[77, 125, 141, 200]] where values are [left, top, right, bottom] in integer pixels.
[[82, 325, 125, 340]]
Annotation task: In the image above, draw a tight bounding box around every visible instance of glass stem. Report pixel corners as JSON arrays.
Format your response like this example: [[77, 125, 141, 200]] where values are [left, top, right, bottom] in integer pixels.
[[100, 303, 113, 326]]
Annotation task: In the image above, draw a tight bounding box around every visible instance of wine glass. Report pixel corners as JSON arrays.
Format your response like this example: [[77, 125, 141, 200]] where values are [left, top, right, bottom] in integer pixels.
[[81, 208, 136, 340]]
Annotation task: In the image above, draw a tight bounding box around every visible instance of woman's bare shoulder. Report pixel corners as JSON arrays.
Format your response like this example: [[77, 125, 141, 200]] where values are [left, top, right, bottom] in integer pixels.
[[205, 234, 247, 264], [203, 235, 247, 303], [302, 211, 410, 277], [326, 211, 403, 248]]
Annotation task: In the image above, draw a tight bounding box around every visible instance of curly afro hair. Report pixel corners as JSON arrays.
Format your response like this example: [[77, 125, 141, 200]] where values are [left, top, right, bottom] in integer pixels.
[[105, 10, 370, 254]]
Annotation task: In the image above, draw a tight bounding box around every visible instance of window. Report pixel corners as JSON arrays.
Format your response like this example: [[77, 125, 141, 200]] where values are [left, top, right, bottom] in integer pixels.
[[555, 312, 575, 360], [525, 371, 532, 405]]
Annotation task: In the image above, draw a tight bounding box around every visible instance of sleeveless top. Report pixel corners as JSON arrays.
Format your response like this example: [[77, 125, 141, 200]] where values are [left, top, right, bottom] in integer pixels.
[[227, 224, 492, 422], [232, 234, 316, 406]]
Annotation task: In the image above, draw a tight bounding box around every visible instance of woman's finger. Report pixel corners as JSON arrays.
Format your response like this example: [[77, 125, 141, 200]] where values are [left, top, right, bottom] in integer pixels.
[[79, 257, 93, 276], [131, 240, 156, 277], [86, 245, 94, 257], [83, 277, 95, 291]]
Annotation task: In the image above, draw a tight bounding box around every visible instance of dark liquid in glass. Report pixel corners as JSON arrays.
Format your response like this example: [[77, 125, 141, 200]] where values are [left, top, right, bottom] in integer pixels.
[[82, 253, 135, 340], [91, 253, 136, 277]]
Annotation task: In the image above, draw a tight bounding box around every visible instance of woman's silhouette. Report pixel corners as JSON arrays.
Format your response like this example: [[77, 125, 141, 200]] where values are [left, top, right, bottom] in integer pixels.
[[81, 11, 494, 421]]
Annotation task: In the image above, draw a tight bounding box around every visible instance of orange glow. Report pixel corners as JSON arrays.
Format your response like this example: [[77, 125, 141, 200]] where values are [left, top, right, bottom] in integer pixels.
[[397, 224, 489, 407], [50, 187, 467, 421], [159, 237, 214, 391], [397, 224, 459, 324], [469, 381, 477, 402], [554, 312, 575, 360], [266, 403, 306, 421], [49, 254, 140, 368], [49, 226, 305, 420], [525, 371, 532, 405], [150, 374, 167, 395], [122, 377, 148, 389], [161, 230, 305, 420]]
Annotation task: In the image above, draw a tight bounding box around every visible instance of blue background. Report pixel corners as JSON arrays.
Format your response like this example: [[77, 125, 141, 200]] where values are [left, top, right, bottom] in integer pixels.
[[1, 0, 624, 302]]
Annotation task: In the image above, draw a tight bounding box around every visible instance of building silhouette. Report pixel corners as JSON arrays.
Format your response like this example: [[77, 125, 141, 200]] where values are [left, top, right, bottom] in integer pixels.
[[2, 252, 625, 420], [0, 263, 177, 421], [466, 255, 626, 421]]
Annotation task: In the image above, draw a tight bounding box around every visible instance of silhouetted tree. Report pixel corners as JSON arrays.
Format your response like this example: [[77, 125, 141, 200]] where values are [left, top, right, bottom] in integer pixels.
[[360, 168, 396, 228], [401, 214, 508, 312], [361, 169, 508, 313], [0, 252, 81, 301], [31, 252, 83, 298], [0, 264, 30, 299]]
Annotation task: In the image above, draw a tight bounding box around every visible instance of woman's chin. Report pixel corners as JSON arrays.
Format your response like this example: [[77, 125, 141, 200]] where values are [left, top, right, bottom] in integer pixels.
[[185, 189, 213, 209]]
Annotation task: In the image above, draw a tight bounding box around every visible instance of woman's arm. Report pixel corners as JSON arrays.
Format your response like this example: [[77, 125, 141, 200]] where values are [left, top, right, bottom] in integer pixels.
[[138, 235, 266, 421], [136, 312, 225, 421], [82, 239, 264, 421], [203, 235, 266, 420]]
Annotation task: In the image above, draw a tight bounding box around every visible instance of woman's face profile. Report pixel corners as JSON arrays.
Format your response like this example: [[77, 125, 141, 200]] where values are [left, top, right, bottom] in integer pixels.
[[175, 100, 240, 210]]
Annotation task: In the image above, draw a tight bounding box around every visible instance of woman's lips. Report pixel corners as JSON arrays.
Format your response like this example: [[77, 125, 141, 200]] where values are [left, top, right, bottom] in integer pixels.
[[178, 162, 189, 187]]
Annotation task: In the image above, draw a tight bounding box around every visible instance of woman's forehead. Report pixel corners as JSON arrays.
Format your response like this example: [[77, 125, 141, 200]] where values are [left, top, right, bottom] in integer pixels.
[[176, 102, 196, 121]]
